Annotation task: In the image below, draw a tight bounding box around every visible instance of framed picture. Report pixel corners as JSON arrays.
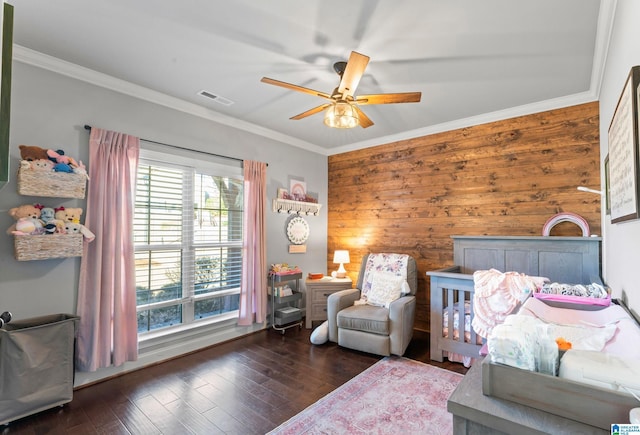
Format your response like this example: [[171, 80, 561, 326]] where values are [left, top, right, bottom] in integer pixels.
[[604, 154, 611, 216], [0, 2, 13, 189], [289, 179, 307, 201], [608, 66, 640, 223], [277, 188, 288, 199]]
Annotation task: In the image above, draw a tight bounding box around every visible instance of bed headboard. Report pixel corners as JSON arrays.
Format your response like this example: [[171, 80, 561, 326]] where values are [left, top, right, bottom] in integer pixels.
[[452, 236, 602, 284]]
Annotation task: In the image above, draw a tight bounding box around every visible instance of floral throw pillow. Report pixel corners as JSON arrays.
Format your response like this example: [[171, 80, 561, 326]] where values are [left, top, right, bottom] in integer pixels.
[[361, 253, 409, 295], [366, 272, 406, 308]]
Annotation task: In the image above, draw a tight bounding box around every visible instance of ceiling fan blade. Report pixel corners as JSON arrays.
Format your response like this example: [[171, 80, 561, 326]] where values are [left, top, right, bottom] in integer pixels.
[[355, 92, 422, 105], [290, 103, 333, 120], [261, 77, 332, 100], [337, 51, 370, 98], [353, 105, 374, 128]]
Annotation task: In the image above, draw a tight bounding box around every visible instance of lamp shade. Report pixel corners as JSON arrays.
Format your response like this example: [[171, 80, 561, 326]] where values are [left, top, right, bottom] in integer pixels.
[[333, 250, 350, 264], [324, 101, 359, 129]]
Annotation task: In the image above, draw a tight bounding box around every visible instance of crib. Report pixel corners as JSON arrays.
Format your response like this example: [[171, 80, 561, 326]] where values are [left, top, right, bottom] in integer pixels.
[[428, 266, 481, 365], [427, 235, 603, 366]]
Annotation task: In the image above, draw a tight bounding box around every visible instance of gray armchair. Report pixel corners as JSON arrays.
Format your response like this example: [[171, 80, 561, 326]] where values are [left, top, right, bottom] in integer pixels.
[[327, 253, 417, 356]]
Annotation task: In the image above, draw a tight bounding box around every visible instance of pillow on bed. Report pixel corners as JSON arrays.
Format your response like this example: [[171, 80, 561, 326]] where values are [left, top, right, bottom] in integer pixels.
[[366, 272, 406, 308]]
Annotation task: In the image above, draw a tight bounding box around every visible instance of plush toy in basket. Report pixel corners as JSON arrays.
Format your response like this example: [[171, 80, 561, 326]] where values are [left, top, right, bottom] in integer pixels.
[[6, 203, 94, 241], [7, 203, 95, 261], [63, 222, 95, 240], [40, 206, 64, 234], [18, 145, 49, 161], [19, 145, 87, 176], [54, 206, 83, 224], [6, 204, 43, 235], [17, 145, 89, 199]]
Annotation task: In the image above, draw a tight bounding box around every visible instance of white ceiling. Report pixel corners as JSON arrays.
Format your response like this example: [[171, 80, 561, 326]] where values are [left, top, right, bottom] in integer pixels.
[[10, 0, 613, 155]]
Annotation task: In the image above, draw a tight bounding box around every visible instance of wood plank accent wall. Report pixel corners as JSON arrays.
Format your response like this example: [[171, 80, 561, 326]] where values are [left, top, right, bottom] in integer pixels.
[[327, 102, 600, 332]]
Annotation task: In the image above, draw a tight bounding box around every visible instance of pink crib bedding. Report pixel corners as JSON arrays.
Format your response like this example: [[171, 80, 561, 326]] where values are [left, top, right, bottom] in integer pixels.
[[518, 297, 640, 359]]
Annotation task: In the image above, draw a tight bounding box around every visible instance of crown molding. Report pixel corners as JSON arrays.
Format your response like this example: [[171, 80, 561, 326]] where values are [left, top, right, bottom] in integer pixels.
[[589, 0, 617, 98], [13, 9, 613, 159], [329, 90, 598, 155], [12, 45, 326, 154]]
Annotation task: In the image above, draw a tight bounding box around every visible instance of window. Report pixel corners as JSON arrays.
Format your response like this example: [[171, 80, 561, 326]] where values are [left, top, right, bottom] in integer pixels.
[[134, 149, 243, 334]]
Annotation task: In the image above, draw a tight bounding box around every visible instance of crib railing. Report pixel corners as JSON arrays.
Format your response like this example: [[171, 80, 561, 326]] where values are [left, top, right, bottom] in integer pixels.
[[428, 267, 483, 362]]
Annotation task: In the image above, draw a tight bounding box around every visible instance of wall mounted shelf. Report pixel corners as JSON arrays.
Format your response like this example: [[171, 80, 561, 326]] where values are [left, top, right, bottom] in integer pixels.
[[272, 198, 322, 216]]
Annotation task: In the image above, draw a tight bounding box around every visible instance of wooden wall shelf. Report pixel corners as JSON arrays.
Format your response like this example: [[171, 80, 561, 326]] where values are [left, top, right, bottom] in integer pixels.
[[272, 198, 322, 216]]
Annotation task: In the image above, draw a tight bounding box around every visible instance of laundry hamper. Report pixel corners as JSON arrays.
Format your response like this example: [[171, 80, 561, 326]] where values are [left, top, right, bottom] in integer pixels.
[[0, 314, 79, 425]]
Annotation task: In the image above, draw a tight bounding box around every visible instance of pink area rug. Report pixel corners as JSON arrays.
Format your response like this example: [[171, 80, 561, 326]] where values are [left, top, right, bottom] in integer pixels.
[[268, 357, 463, 435]]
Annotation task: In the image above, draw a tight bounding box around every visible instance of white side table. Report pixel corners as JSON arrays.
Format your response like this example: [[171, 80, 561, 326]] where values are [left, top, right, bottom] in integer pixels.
[[305, 277, 353, 329]]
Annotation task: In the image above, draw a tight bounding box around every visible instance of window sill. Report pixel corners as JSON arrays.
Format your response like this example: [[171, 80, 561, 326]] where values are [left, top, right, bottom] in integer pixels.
[[74, 313, 264, 388], [139, 311, 239, 353]]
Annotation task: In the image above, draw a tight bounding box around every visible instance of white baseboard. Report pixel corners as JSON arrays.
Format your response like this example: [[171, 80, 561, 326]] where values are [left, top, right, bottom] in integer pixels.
[[73, 320, 265, 388]]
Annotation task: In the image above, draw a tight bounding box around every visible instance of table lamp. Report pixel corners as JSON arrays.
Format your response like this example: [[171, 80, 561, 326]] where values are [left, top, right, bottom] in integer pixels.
[[333, 250, 350, 278]]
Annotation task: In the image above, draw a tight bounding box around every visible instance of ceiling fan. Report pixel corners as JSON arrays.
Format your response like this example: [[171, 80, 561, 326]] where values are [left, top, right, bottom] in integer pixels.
[[260, 51, 422, 129]]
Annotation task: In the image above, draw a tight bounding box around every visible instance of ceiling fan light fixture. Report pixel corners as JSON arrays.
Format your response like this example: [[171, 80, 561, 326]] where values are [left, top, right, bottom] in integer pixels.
[[324, 100, 359, 129], [262, 51, 419, 129]]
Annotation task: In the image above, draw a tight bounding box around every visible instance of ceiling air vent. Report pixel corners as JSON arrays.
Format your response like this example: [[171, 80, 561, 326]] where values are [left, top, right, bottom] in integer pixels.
[[197, 90, 234, 106]]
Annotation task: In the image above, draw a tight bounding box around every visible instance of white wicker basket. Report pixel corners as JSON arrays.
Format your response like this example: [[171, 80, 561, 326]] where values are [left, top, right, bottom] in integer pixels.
[[17, 166, 86, 199], [14, 234, 83, 261]]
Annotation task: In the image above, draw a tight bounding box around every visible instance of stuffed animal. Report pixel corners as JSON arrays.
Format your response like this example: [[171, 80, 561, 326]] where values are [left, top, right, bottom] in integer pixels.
[[53, 162, 74, 173], [54, 206, 83, 224], [29, 159, 55, 171], [6, 204, 43, 235], [47, 149, 79, 168], [64, 222, 81, 234], [19, 145, 49, 161], [9, 204, 41, 220], [64, 222, 95, 242], [39, 206, 55, 223], [73, 161, 88, 178], [40, 207, 64, 234], [14, 217, 44, 235], [42, 223, 58, 235]]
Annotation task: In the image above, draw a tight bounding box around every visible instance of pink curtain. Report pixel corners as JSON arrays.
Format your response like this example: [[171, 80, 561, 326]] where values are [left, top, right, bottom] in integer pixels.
[[238, 160, 267, 325], [76, 127, 140, 372]]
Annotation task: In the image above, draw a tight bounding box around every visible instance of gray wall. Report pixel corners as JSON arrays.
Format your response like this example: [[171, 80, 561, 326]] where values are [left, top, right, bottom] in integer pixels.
[[599, 0, 640, 314], [0, 62, 327, 329]]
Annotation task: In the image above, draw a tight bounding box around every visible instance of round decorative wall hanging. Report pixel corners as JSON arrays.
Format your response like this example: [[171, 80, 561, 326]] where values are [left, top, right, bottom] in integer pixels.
[[286, 216, 310, 245]]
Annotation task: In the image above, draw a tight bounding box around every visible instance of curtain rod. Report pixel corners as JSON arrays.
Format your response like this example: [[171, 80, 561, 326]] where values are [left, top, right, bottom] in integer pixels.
[[83, 125, 267, 166]]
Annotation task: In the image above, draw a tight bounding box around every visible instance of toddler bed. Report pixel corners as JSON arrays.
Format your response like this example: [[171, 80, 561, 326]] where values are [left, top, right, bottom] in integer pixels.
[[427, 235, 603, 367]]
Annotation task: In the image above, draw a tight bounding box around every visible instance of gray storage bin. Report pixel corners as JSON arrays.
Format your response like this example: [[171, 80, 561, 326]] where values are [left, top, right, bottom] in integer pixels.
[[275, 306, 302, 325], [0, 314, 79, 425]]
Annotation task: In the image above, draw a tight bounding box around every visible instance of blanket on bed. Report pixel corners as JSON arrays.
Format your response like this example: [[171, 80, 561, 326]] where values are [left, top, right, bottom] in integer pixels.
[[471, 268, 548, 338]]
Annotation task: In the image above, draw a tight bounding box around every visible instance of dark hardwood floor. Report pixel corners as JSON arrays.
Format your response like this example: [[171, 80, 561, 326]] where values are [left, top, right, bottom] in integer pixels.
[[1, 328, 468, 435]]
